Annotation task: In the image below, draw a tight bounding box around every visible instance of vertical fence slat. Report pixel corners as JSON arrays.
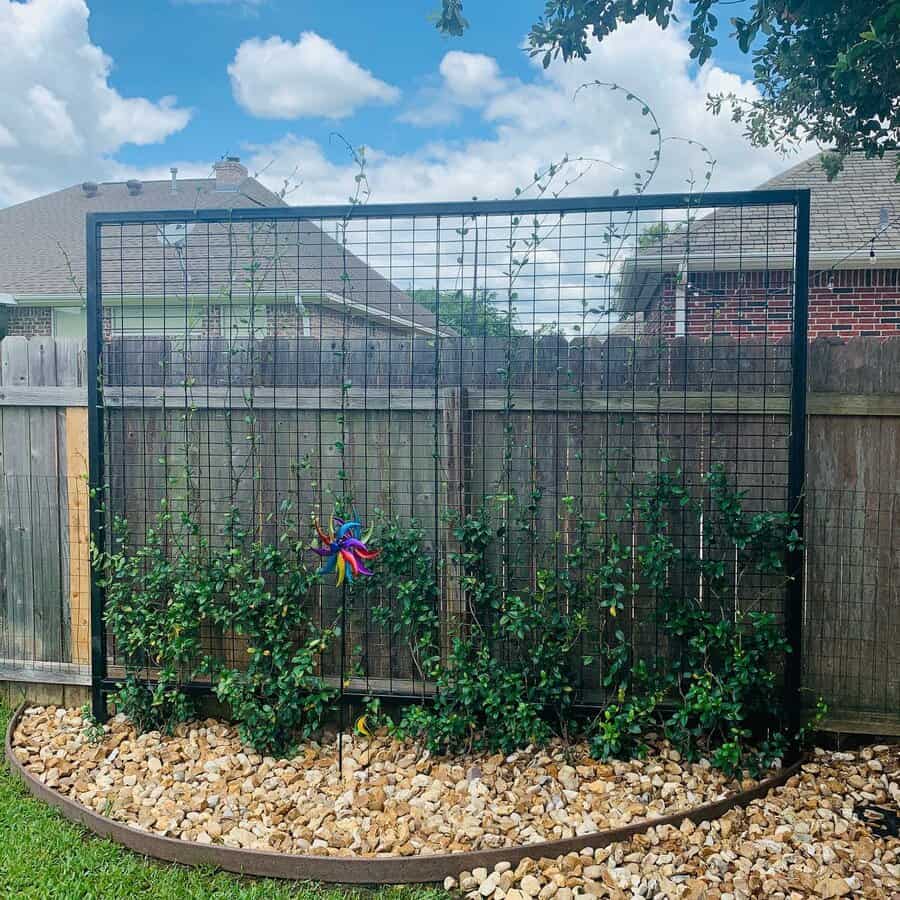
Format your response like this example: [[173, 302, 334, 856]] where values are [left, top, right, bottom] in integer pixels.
[[65, 406, 90, 666], [1, 339, 36, 665], [27, 338, 64, 666]]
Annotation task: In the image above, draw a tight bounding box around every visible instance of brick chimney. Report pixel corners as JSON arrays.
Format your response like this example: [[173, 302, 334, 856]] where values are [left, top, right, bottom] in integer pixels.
[[213, 156, 247, 192]]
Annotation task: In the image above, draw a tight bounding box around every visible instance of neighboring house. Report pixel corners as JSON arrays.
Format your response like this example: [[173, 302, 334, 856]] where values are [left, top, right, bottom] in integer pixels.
[[620, 152, 900, 340], [0, 158, 445, 341]]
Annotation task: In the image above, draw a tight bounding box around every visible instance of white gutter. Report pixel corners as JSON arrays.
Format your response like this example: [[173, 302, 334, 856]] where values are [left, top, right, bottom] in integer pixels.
[[631, 248, 900, 273], [312, 291, 450, 338]]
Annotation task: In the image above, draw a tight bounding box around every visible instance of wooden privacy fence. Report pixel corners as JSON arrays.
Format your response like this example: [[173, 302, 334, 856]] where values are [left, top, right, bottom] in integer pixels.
[[98, 329, 798, 705], [0, 335, 897, 730], [0, 337, 90, 686], [802, 338, 900, 733]]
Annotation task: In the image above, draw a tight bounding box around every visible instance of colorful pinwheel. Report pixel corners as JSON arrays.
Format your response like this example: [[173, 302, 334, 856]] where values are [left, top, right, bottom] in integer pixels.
[[311, 514, 379, 587]]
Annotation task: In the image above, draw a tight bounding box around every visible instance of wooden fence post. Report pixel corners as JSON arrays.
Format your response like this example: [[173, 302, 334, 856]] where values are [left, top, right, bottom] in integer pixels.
[[65, 407, 90, 666]]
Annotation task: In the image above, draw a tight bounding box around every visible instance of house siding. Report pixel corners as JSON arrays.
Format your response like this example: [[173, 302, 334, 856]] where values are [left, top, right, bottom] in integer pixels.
[[644, 268, 900, 340], [265, 305, 399, 340], [12, 304, 413, 341]]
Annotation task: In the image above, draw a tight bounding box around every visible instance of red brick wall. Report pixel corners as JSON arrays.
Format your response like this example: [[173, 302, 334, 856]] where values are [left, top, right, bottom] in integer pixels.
[[807, 268, 900, 338], [6, 306, 52, 337], [645, 268, 900, 340]]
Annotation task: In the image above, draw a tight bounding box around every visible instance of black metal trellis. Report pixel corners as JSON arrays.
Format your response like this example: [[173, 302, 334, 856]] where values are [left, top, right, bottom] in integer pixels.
[[85, 189, 811, 725]]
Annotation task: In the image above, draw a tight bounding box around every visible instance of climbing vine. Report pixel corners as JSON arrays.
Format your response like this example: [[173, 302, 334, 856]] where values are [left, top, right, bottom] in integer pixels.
[[94, 507, 337, 755], [369, 467, 810, 776], [87, 87, 813, 778]]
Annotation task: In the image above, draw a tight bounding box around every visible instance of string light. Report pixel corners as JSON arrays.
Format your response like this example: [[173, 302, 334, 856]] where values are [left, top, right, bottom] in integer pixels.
[[810, 204, 899, 289]]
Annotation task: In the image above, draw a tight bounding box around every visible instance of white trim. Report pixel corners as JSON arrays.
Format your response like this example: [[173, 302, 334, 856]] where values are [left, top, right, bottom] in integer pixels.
[[674, 264, 686, 337], [631, 248, 900, 274], [312, 291, 450, 338], [10, 291, 450, 338], [8, 295, 84, 304], [108, 304, 207, 337]]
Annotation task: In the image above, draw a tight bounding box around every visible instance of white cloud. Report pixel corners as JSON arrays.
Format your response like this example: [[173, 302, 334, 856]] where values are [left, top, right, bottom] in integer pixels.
[[26, 85, 83, 153], [99, 95, 190, 146], [400, 50, 505, 126], [440, 51, 504, 104], [234, 22, 814, 333], [228, 32, 400, 120], [0, 0, 190, 205], [245, 21, 804, 207], [396, 101, 461, 128]]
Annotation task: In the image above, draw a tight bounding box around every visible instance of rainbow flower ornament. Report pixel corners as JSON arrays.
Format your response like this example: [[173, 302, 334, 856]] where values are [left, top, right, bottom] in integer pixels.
[[312, 514, 379, 587]]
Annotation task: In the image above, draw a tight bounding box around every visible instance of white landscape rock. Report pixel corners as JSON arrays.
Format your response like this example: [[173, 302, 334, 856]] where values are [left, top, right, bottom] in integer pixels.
[[9, 707, 900, 898]]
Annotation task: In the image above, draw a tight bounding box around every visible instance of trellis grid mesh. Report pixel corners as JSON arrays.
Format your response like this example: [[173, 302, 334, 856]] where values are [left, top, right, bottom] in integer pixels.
[[87, 191, 809, 714]]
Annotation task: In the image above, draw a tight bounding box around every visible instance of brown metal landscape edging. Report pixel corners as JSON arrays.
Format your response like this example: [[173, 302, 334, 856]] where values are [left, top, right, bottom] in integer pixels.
[[5, 704, 803, 884]]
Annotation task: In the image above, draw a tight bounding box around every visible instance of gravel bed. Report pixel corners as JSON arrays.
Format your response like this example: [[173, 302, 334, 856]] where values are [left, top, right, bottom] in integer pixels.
[[15, 706, 760, 856], [11, 707, 899, 898], [449, 746, 900, 899]]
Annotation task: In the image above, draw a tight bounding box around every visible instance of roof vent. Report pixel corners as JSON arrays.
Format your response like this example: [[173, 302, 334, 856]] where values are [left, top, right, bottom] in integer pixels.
[[126, 179, 142, 196], [214, 156, 248, 192], [170, 167, 178, 194], [82, 181, 98, 198]]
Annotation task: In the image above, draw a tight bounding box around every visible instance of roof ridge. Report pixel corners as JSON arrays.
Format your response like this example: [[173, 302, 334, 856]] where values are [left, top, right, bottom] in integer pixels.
[[90, 176, 214, 187], [753, 152, 824, 189], [0, 175, 286, 218]]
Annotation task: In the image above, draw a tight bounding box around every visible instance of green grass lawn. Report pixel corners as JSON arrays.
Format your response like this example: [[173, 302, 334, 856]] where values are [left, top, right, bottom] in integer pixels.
[[0, 703, 449, 900]]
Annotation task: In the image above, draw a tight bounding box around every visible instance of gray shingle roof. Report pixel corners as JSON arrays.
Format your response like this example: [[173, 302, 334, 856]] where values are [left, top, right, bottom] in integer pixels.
[[0, 174, 443, 334], [620, 151, 900, 311], [758, 150, 900, 255], [651, 152, 900, 263], [0, 176, 280, 296]]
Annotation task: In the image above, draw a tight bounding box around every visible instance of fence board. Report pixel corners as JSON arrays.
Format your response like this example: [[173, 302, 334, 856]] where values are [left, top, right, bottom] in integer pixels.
[[65, 408, 90, 665], [0, 335, 898, 731], [0, 339, 88, 674], [1, 340, 37, 665], [803, 336, 900, 722]]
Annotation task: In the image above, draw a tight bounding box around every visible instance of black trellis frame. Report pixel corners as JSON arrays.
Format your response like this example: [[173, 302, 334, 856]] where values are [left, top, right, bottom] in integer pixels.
[[785, 189, 810, 736], [85, 188, 811, 724]]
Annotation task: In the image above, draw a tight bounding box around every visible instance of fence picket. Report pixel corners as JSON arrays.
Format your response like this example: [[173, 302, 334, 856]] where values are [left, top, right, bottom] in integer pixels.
[[0, 327, 897, 724]]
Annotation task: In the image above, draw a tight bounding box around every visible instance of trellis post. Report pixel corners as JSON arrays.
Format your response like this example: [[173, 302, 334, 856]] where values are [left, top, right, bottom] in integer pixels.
[[86, 214, 108, 721], [785, 188, 810, 738]]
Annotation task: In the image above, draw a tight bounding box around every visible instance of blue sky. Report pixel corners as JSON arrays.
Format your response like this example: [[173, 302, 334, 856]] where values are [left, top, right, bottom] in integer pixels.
[[92, 0, 547, 166], [92, 0, 756, 167], [0, 0, 797, 207]]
